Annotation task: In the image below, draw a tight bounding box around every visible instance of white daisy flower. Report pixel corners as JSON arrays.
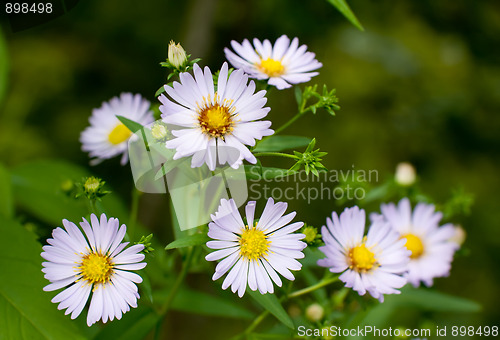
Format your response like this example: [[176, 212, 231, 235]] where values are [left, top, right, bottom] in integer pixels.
[[318, 206, 410, 302], [205, 198, 306, 297], [41, 213, 147, 326], [224, 35, 322, 90], [159, 62, 273, 170], [80, 93, 155, 165], [375, 198, 459, 287]]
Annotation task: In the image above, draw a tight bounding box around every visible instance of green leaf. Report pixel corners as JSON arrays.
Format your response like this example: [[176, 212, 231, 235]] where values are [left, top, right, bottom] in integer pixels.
[[245, 166, 291, 181], [0, 216, 87, 340], [11, 161, 90, 225], [346, 286, 480, 338], [165, 233, 209, 250], [248, 333, 292, 340], [326, 0, 364, 31], [396, 287, 481, 313], [294, 86, 302, 107], [0, 163, 13, 218], [11, 160, 129, 226], [0, 28, 8, 106], [170, 288, 255, 319], [248, 291, 294, 329], [254, 136, 312, 152], [92, 306, 159, 340], [155, 85, 166, 97], [116, 115, 145, 133]]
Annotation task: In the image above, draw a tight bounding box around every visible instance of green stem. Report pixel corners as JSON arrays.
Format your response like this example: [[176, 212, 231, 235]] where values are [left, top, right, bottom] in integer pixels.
[[154, 246, 195, 336], [129, 188, 140, 239], [89, 199, 98, 215], [244, 310, 270, 335], [239, 276, 339, 336], [287, 276, 339, 299], [160, 246, 194, 315], [254, 104, 308, 148], [253, 152, 297, 159], [272, 111, 306, 136]]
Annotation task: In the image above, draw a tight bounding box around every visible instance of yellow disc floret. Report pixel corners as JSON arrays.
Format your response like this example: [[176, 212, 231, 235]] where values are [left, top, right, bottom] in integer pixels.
[[108, 123, 132, 145], [239, 227, 270, 261], [348, 243, 377, 272], [258, 58, 285, 77], [79, 252, 114, 285], [198, 104, 233, 138], [401, 233, 424, 259]]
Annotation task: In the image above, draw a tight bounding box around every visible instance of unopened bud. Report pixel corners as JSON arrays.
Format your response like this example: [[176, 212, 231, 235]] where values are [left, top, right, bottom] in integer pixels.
[[76, 176, 110, 201], [303, 226, 318, 244], [450, 225, 466, 246], [84, 177, 100, 193], [395, 162, 416, 186], [151, 122, 169, 141], [168, 40, 187, 69], [305, 303, 324, 322]]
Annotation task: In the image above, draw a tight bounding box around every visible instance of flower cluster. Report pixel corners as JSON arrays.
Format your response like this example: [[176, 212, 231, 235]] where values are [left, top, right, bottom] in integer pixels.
[[317, 198, 459, 301], [43, 34, 464, 332]]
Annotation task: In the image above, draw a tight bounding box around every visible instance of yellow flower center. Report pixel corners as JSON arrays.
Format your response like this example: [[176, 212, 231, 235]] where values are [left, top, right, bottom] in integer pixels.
[[198, 104, 233, 138], [402, 233, 424, 259], [258, 58, 285, 77], [78, 252, 114, 285], [108, 123, 132, 145], [239, 227, 270, 261], [348, 243, 377, 272]]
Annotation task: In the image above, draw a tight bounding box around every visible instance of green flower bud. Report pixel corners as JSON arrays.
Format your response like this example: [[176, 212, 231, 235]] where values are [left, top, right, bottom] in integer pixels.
[[76, 176, 111, 201], [303, 226, 318, 244], [151, 122, 169, 142], [168, 40, 187, 70]]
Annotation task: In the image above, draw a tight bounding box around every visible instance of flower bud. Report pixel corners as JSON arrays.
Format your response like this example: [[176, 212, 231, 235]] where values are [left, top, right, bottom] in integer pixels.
[[84, 177, 100, 194], [168, 40, 187, 70], [395, 162, 416, 186], [450, 225, 466, 246], [303, 226, 318, 244], [305, 303, 324, 322], [76, 176, 110, 201], [151, 122, 169, 141]]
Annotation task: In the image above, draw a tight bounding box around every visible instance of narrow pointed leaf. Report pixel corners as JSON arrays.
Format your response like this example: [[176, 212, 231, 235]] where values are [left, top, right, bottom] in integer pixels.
[[327, 0, 364, 31], [165, 233, 209, 250], [248, 291, 294, 329]]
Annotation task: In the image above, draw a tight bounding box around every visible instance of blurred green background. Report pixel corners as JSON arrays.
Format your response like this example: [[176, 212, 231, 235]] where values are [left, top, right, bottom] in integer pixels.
[[1, 0, 499, 337]]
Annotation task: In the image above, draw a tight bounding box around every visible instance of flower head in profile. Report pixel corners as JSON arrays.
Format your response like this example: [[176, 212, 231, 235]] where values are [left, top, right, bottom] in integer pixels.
[[205, 198, 306, 297], [374, 198, 459, 287], [41, 214, 147, 326], [318, 206, 410, 302], [80, 93, 155, 165], [225, 35, 322, 90], [159, 62, 273, 170]]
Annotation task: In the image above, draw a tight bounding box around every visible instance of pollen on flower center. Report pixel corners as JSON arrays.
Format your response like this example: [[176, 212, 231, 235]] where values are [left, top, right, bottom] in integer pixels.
[[239, 227, 270, 261], [348, 244, 376, 272], [78, 252, 114, 285], [402, 233, 424, 259], [108, 123, 132, 145], [198, 104, 233, 138], [258, 58, 285, 77]]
